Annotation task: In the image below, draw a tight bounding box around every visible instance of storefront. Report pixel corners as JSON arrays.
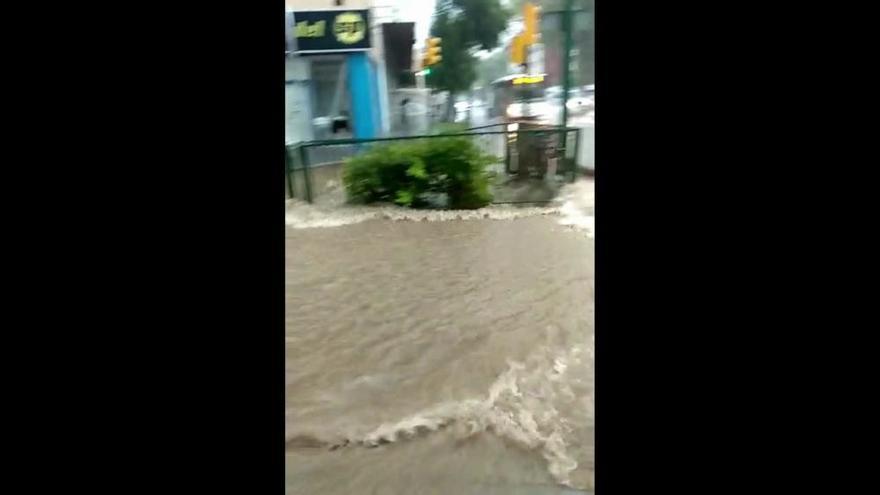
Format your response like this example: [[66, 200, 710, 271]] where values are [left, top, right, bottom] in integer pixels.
[[285, 6, 384, 143]]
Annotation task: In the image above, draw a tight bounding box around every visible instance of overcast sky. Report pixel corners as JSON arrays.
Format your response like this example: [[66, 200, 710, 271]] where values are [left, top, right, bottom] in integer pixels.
[[381, 0, 516, 50]]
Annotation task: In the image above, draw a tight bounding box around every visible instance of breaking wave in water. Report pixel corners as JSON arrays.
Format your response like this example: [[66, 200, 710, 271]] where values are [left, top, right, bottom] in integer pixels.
[[285, 178, 594, 491], [285, 180, 594, 238], [286, 332, 594, 490]]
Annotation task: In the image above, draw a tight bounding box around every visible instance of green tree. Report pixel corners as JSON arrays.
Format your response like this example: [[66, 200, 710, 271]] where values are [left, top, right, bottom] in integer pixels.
[[509, 0, 592, 12], [427, 0, 511, 120], [476, 48, 510, 89]]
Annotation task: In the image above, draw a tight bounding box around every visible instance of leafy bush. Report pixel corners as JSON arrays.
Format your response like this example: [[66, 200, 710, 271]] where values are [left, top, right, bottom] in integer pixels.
[[342, 136, 496, 209]]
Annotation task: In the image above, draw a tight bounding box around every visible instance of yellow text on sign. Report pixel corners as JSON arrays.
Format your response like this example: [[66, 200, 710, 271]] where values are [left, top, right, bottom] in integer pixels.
[[333, 12, 366, 44], [295, 20, 326, 38]]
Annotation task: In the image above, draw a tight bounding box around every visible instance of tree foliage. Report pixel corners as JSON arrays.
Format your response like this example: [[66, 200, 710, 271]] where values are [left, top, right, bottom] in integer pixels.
[[426, 0, 511, 96], [509, 0, 592, 12]]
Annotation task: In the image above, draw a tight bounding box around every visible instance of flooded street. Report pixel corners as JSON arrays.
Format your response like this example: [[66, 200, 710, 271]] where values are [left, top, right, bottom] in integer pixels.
[[286, 182, 594, 494]]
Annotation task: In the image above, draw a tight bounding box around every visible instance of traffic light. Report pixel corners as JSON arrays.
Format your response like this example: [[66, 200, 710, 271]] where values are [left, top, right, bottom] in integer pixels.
[[423, 37, 442, 67], [510, 33, 526, 65], [511, 4, 539, 65], [523, 3, 540, 45]]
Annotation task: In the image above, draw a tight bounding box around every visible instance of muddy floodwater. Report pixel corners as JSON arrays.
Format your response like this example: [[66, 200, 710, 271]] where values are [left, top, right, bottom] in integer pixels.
[[285, 182, 594, 495]]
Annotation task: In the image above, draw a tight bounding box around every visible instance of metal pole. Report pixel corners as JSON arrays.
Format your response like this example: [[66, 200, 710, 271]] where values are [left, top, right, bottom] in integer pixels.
[[505, 129, 512, 174], [285, 146, 294, 199], [298, 145, 313, 204], [522, 51, 529, 119], [560, 0, 574, 128]]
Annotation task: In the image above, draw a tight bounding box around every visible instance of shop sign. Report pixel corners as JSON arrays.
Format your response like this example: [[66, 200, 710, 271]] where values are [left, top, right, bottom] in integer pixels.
[[291, 10, 371, 53]]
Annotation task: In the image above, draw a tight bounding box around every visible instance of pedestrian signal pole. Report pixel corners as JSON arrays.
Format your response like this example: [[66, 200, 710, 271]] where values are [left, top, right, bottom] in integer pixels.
[[421, 37, 442, 121]]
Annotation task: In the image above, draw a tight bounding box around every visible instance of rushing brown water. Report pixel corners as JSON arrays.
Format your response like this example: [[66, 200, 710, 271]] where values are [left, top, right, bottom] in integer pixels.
[[286, 186, 594, 495]]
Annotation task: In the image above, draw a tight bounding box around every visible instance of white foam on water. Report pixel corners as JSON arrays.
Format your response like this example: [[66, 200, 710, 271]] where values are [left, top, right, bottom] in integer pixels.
[[554, 180, 595, 238], [285, 178, 595, 237], [286, 338, 594, 489], [338, 335, 594, 491], [285, 199, 560, 229]]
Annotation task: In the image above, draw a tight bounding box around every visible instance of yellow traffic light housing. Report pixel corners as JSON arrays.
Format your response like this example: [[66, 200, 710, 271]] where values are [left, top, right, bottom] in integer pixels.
[[523, 3, 540, 45], [510, 33, 526, 65], [425, 37, 443, 66], [512, 4, 540, 65]]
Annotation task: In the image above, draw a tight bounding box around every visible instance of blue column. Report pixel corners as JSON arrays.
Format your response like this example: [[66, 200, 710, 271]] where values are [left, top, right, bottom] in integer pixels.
[[347, 52, 378, 139], [370, 60, 383, 134]]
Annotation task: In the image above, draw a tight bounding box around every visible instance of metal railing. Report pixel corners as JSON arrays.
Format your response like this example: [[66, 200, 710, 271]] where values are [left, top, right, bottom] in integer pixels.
[[285, 126, 581, 205]]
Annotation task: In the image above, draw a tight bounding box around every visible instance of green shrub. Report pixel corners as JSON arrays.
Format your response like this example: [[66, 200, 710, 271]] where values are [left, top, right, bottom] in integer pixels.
[[341, 142, 424, 205], [342, 136, 496, 209], [429, 122, 469, 135]]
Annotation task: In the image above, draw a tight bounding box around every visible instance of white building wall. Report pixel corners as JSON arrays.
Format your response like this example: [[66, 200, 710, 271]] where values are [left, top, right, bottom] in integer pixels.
[[285, 58, 314, 144]]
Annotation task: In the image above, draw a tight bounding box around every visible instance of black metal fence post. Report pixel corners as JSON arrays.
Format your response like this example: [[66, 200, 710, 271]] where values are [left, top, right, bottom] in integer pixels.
[[298, 145, 313, 204], [285, 146, 295, 199]]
